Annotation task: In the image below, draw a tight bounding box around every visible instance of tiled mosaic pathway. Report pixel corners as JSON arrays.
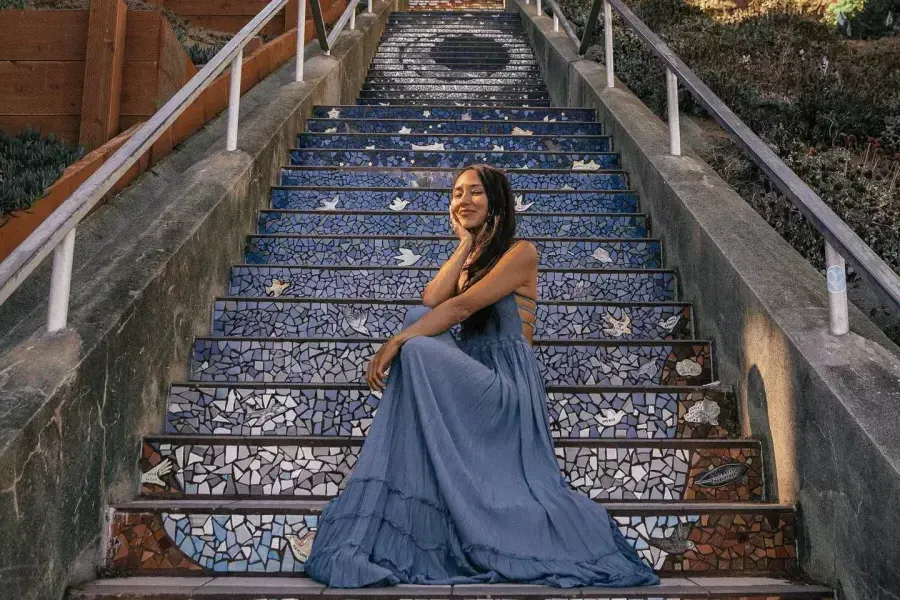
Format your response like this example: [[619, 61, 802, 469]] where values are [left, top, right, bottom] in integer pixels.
[[73, 9, 832, 600]]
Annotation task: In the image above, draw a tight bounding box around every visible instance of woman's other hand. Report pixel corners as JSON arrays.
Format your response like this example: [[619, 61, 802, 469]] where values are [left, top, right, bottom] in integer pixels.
[[366, 337, 402, 391]]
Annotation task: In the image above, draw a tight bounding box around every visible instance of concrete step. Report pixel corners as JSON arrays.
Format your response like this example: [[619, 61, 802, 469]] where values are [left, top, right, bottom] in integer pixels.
[[256, 211, 647, 237], [227, 265, 678, 303], [211, 298, 691, 340], [164, 383, 736, 440], [304, 119, 602, 136], [279, 167, 629, 190], [242, 235, 662, 269], [139, 436, 763, 502], [369, 65, 542, 74], [296, 133, 609, 152], [357, 98, 553, 107], [103, 500, 796, 575], [370, 57, 539, 65], [375, 45, 537, 54], [70, 576, 834, 599], [270, 187, 637, 212], [288, 148, 618, 170], [189, 338, 714, 386], [309, 105, 594, 121]]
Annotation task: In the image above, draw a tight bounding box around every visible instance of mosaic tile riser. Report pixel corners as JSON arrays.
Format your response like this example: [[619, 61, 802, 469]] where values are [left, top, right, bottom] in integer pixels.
[[243, 237, 662, 269], [227, 267, 677, 302], [288, 150, 618, 170], [257, 212, 649, 238], [165, 386, 736, 440], [308, 107, 594, 120], [297, 134, 611, 152], [189, 340, 713, 386], [270, 189, 639, 213], [305, 120, 603, 135], [211, 300, 691, 341], [108, 511, 795, 574], [140, 440, 760, 501], [279, 170, 628, 190]]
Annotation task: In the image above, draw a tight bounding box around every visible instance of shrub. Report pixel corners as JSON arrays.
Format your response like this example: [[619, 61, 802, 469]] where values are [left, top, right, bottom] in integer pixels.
[[0, 129, 84, 223]]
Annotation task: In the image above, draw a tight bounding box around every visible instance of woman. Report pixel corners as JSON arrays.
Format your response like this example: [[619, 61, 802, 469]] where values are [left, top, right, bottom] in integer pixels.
[[304, 164, 660, 589]]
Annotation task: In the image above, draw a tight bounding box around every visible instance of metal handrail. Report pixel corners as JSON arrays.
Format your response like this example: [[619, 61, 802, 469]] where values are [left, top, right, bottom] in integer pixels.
[[0, 0, 370, 332], [533, 0, 900, 335]]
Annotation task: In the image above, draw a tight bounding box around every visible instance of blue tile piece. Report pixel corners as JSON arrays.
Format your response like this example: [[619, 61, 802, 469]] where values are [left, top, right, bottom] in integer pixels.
[[211, 299, 692, 340], [279, 168, 628, 190], [228, 266, 677, 302], [243, 236, 662, 269], [288, 150, 620, 170], [257, 212, 649, 238], [310, 106, 594, 121], [270, 189, 638, 212], [306, 119, 603, 135], [188, 339, 712, 386], [297, 133, 611, 152]]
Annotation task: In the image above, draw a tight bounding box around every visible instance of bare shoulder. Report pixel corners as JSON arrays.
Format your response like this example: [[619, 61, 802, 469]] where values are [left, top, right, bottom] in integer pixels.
[[509, 239, 538, 262]]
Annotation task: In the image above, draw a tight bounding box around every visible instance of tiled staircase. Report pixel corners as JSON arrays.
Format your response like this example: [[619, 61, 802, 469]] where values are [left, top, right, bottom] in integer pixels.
[[73, 11, 833, 600]]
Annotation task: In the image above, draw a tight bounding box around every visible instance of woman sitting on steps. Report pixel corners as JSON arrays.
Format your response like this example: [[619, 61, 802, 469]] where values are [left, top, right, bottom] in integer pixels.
[[304, 164, 660, 589]]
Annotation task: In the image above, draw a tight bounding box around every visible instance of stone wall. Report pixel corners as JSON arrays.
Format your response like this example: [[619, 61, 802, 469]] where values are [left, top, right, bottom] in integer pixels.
[[0, 4, 396, 598], [515, 3, 900, 599]]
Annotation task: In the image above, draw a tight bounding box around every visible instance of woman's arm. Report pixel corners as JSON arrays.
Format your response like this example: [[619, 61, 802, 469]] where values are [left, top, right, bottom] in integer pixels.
[[421, 237, 473, 307], [366, 241, 538, 390], [400, 240, 537, 341]]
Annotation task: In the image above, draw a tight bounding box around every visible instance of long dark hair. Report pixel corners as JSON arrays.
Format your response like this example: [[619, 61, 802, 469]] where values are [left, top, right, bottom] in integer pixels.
[[455, 164, 517, 333]]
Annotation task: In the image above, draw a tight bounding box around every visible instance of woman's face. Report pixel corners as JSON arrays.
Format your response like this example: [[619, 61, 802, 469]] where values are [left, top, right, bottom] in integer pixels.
[[451, 169, 490, 230]]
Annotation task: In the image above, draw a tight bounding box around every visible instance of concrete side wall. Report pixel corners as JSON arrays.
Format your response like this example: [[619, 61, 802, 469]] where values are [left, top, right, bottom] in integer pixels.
[[0, 4, 395, 599], [516, 4, 900, 599]]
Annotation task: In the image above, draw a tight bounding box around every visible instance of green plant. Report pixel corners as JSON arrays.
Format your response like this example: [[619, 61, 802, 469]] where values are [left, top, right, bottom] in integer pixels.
[[0, 129, 84, 223]]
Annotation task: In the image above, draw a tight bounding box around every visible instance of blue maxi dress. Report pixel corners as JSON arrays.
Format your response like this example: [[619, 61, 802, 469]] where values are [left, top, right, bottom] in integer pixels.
[[304, 293, 660, 588]]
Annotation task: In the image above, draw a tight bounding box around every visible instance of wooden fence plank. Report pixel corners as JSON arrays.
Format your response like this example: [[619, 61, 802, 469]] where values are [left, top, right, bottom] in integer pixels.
[[80, 0, 128, 151], [0, 11, 90, 61], [120, 61, 159, 115], [0, 61, 84, 115], [123, 10, 163, 62], [163, 0, 270, 16], [0, 116, 81, 144], [182, 14, 285, 34]]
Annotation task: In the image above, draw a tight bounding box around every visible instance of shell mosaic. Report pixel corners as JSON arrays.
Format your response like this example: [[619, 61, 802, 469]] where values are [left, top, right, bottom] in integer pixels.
[[140, 439, 760, 501], [305, 119, 603, 135], [188, 339, 713, 386], [165, 385, 734, 439], [227, 266, 677, 302], [297, 133, 611, 152], [211, 299, 691, 341], [279, 168, 629, 190], [288, 149, 619, 170], [270, 189, 639, 213], [257, 212, 649, 238], [108, 509, 795, 574], [243, 236, 661, 269]]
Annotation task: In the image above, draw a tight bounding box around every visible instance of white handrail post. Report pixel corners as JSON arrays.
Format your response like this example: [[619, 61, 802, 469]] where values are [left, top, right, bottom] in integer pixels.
[[536, 0, 541, 16], [666, 68, 681, 156], [296, 0, 307, 81], [603, 0, 614, 88], [226, 48, 244, 152], [47, 228, 76, 333], [553, 12, 559, 32], [825, 242, 850, 335], [350, 4, 356, 29], [367, 0, 372, 12]]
